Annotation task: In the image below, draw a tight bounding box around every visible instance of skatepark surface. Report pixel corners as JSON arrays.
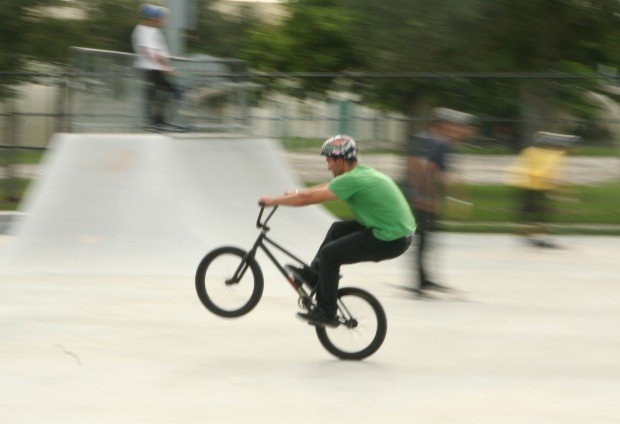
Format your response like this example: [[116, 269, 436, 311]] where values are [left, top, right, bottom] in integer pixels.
[[1, 134, 619, 423]]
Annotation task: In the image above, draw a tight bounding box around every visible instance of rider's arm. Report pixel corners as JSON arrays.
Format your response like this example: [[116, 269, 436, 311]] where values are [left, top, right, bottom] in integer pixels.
[[259, 186, 337, 207], [306, 182, 329, 190]]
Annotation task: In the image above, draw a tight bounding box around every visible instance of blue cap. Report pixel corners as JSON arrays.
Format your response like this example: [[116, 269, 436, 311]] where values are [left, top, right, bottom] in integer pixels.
[[140, 4, 165, 19]]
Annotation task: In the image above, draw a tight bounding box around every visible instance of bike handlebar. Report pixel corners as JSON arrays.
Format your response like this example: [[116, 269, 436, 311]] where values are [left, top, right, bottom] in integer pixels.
[[257, 205, 278, 229]]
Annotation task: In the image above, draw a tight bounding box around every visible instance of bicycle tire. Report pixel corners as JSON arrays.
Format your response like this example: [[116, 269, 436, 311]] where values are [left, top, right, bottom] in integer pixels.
[[195, 246, 264, 318], [315, 287, 387, 360]]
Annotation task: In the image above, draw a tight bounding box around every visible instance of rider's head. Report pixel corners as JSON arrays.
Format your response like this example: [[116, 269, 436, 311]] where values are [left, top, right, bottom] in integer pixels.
[[320, 134, 358, 160], [431, 107, 476, 143], [140, 4, 167, 25], [321, 135, 358, 176]]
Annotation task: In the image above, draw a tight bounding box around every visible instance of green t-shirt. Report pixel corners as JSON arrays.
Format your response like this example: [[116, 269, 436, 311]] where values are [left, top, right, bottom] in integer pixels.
[[328, 164, 416, 241]]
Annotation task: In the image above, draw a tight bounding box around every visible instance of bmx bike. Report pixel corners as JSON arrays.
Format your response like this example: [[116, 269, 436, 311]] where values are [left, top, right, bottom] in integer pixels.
[[195, 206, 388, 360]]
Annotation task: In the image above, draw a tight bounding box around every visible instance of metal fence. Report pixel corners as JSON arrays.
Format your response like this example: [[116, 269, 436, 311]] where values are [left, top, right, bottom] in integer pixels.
[[68, 47, 257, 133], [1, 58, 619, 150], [1, 51, 620, 205]]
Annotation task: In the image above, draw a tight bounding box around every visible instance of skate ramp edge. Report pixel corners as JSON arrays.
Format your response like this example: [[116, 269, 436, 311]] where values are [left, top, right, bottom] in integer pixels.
[[0, 133, 334, 277]]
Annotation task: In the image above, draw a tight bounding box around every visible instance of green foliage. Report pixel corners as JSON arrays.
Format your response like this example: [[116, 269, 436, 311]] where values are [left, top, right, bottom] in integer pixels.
[[23, 18, 85, 64], [76, 0, 141, 53], [0, 0, 261, 89], [0, 0, 64, 97], [242, 0, 363, 95], [188, 2, 261, 59], [243, 0, 620, 143]]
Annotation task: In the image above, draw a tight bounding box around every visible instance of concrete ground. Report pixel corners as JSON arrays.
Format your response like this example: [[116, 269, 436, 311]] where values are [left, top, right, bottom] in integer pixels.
[[1, 233, 619, 424], [1, 135, 619, 423]]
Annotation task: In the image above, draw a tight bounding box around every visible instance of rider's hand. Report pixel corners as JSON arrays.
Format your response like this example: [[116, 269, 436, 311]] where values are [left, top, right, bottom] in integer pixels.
[[258, 195, 273, 207]]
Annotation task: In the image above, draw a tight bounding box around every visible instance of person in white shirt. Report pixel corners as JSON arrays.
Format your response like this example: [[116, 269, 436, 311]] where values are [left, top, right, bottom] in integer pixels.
[[132, 4, 181, 130]]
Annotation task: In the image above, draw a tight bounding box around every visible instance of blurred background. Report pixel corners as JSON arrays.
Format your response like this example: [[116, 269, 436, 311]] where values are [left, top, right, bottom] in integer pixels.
[[1, 0, 619, 232]]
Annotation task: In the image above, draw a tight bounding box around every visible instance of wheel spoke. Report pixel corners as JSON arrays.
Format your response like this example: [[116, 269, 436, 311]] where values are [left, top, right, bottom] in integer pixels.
[[195, 247, 263, 318], [316, 287, 387, 360]]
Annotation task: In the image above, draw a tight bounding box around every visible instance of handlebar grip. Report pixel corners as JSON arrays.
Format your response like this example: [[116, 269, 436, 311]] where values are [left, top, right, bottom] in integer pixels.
[[256, 204, 278, 228], [257, 205, 265, 228]]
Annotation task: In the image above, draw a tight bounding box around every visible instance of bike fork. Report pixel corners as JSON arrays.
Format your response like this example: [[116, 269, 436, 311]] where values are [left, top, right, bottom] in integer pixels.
[[229, 239, 262, 284]]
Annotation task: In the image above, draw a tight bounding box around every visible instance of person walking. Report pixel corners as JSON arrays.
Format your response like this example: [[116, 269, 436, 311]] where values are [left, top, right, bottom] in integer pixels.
[[132, 4, 181, 131], [507, 131, 579, 248], [406, 107, 475, 296], [259, 135, 416, 327]]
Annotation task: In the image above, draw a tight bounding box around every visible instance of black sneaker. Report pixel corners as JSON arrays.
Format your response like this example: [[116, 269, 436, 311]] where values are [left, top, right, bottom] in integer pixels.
[[420, 281, 452, 293], [145, 123, 177, 133], [531, 238, 559, 249], [296, 308, 340, 328], [162, 122, 191, 133], [389, 284, 434, 298], [285, 264, 318, 289]]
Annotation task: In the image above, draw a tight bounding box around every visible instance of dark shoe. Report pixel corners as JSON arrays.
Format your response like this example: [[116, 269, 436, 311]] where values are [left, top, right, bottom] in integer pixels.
[[420, 281, 452, 293], [530, 238, 559, 249], [161, 122, 191, 133], [409, 288, 436, 299], [285, 264, 318, 289], [296, 308, 340, 328], [145, 123, 176, 133], [144, 124, 162, 132]]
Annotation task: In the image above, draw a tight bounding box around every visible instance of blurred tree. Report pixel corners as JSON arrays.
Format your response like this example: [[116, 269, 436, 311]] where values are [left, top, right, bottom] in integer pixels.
[[242, 0, 363, 96], [0, 0, 67, 97], [0, 0, 262, 99], [465, 0, 620, 139], [76, 0, 141, 53], [1, 0, 261, 72], [73, 0, 261, 59], [243, 0, 620, 143], [187, 1, 261, 59], [76, 0, 261, 56]]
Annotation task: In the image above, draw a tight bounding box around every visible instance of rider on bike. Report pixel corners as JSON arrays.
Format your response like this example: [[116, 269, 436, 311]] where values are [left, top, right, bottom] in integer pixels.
[[259, 135, 416, 327]]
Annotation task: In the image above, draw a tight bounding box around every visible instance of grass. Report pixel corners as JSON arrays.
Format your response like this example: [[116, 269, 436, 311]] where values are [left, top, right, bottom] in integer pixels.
[[0, 178, 32, 210], [0, 148, 45, 167], [441, 182, 620, 224], [315, 180, 620, 234], [570, 145, 620, 157], [453, 143, 516, 155], [2, 143, 619, 235], [456, 144, 620, 157], [280, 137, 326, 153], [0, 149, 42, 209]]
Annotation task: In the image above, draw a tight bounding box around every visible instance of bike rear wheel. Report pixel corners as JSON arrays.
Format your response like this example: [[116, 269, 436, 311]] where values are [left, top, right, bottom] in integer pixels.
[[195, 246, 264, 318], [315, 287, 387, 360]]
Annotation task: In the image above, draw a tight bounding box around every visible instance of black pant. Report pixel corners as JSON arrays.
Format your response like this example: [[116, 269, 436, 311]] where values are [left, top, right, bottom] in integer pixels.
[[311, 220, 412, 315], [519, 189, 549, 223], [144, 70, 181, 125], [412, 208, 437, 288]]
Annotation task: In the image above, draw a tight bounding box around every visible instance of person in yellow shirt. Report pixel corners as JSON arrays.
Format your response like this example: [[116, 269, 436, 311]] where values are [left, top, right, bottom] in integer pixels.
[[507, 132, 580, 247]]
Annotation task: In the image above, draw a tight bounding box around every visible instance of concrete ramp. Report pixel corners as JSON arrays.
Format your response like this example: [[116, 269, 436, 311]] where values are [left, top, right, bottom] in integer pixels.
[[0, 134, 334, 276]]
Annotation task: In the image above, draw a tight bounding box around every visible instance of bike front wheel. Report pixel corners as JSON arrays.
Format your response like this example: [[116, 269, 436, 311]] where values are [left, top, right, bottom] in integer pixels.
[[195, 246, 264, 318], [315, 287, 387, 360]]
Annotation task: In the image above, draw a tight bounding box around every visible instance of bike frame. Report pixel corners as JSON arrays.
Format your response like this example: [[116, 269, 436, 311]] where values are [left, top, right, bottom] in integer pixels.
[[231, 206, 316, 296]]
